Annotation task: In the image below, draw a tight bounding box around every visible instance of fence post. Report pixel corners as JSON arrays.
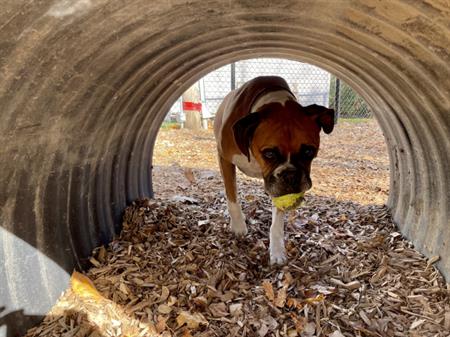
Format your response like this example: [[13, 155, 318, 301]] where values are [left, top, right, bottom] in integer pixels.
[[334, 78, 340, 123], [182, 82, 202, 130], [231, 62, 236, 90]]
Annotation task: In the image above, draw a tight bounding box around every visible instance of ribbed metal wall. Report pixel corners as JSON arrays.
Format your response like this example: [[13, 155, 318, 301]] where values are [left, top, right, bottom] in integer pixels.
[[0, 0, 449, 335]]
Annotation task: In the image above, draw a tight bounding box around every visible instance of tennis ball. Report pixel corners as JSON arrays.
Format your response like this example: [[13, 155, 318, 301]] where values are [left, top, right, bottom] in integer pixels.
[[272, 192, 305, 211]]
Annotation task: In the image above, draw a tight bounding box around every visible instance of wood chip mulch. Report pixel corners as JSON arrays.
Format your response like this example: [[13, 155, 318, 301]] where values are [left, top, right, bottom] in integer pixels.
[[153, 120, 390, 206], [25, 168, 450, 337]]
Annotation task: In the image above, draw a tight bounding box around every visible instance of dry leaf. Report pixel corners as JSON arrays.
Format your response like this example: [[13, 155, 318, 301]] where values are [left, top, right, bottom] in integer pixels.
[[193, 296, 208, 310], [167, 295, 177, 306], [310, 284, 335, 295], [287, 298, 303, 310], [359, 310, 372, 326], [290, 313, 306, 333], [258, 323, 269, 337], [329, 278, 361, 290], [97, 245, 107, 262], [229, 303, 243, 317], [159, 286, 170, 302], [182, 330, 193, 337], [119, 282, 129, 295], [260, 316, 278, 331], [275, 285, 288, 308], [70, 271, 103, 301], [283, 272, 294, 287], [445, 307, 450, 330], [158, 304, 172, 314], [287, 329, 298, 337], [302, 322, 315, 336], [427, 255, 440, 265], [156, 315, 168, 333], [184, 168, 196, 184], [262, 280, 275, 302], [89, 257, 101, 267], [305, 294, 325, 304], [209, 302, 228, 317], [245, 194, 256, 202], [176, 311, 208, 329], [410, 319, 426, 330]]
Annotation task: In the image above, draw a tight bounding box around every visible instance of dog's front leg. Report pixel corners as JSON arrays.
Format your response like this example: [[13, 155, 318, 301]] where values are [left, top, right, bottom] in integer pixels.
[[218, 155, 247, 236], [270, 205, 287, 265]]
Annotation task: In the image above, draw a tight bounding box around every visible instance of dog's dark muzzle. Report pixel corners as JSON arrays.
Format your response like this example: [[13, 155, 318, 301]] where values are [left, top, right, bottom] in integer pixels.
[[264, 167, 312, 197]]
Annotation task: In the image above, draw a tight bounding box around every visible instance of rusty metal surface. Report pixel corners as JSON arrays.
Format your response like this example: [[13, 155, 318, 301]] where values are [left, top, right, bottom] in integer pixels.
[[0, 0, 449, 334]]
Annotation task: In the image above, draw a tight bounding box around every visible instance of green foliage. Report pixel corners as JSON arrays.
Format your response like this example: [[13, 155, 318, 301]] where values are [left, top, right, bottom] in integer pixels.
[[329, 76, 372, 119]]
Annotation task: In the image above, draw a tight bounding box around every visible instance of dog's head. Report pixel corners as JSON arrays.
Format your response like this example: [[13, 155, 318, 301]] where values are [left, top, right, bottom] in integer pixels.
[[233, 101, 334, 197]]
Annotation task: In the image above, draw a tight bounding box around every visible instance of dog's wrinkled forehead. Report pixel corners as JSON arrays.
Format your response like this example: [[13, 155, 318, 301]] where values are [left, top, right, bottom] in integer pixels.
[[232, 100, 334, 161], [254, 105, 322, 151]]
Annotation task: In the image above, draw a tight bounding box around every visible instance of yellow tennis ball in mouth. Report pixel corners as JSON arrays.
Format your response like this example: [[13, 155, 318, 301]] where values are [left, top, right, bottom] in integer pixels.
[[272, 192, 305, 211]]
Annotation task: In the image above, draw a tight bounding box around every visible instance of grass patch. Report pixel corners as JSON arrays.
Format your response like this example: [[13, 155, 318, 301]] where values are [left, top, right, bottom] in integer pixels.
[[160, 121, 181, 129], [338, 117, 371, 123]]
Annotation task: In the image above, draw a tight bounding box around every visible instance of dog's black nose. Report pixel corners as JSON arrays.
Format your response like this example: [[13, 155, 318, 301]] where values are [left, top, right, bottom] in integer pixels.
[[280, 167, 301, 186], [280, 168, 311, 193]]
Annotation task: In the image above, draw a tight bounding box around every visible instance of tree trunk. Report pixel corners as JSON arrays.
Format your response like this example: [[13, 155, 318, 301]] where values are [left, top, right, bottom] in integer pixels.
[[183, 83, 202, 130]]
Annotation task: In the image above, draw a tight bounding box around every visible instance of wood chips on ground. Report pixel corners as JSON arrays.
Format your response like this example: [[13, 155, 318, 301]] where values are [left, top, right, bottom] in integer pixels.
[[25, 120, 449, 337], [153, 120, 390, 205]]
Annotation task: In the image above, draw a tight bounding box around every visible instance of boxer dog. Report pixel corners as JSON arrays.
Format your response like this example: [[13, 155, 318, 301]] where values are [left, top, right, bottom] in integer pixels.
[[214, 76, 334, 265]]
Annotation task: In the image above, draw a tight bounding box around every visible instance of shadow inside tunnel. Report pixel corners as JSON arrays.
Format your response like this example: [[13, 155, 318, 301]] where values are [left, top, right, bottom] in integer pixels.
[[0, 307, 43, 337], [0, 163, 130, 337], [0, 306, 105, 337]]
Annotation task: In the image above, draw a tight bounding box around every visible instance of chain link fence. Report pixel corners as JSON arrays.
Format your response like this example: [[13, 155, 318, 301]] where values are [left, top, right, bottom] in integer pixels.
[[166, 58, 372, 123], [328, 76, 372, 119]]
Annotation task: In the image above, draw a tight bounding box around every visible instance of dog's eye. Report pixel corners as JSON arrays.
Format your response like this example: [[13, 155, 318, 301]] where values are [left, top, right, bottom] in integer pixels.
[[300, 146, 316, 159], [262, 148, 279, 160]]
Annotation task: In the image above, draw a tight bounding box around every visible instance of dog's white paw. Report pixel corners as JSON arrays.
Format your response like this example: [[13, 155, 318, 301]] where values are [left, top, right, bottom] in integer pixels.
[[270, 246, 287, 265], [231, 219, 248, 237], [270, 252, 287, 265], [228, 201, 247, 237]]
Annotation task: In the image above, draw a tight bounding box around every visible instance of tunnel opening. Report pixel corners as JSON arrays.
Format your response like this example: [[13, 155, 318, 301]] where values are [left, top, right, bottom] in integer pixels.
[[152, 57, 390, 207]]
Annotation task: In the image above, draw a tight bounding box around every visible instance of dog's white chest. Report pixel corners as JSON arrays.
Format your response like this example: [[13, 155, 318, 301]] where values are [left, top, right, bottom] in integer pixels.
[[231, 153, 263, 178]]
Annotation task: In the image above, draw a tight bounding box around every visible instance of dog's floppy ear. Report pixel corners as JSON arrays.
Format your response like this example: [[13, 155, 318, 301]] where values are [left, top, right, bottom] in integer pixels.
[[304, 104, 335, 134], [232, 113, 261, 161]]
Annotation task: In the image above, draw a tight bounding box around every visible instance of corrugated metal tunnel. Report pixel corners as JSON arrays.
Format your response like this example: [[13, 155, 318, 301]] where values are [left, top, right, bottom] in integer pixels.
[[0, 0, 449, 335]]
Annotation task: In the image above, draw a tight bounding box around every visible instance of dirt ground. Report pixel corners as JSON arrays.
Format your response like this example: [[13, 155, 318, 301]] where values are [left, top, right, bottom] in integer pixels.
[[152, 119, 389, 205], [25, 120, 450, 337]]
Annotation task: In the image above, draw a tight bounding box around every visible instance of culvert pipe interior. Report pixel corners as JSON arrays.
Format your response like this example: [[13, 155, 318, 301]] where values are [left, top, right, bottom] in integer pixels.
[[0, 0, 449, 335]]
